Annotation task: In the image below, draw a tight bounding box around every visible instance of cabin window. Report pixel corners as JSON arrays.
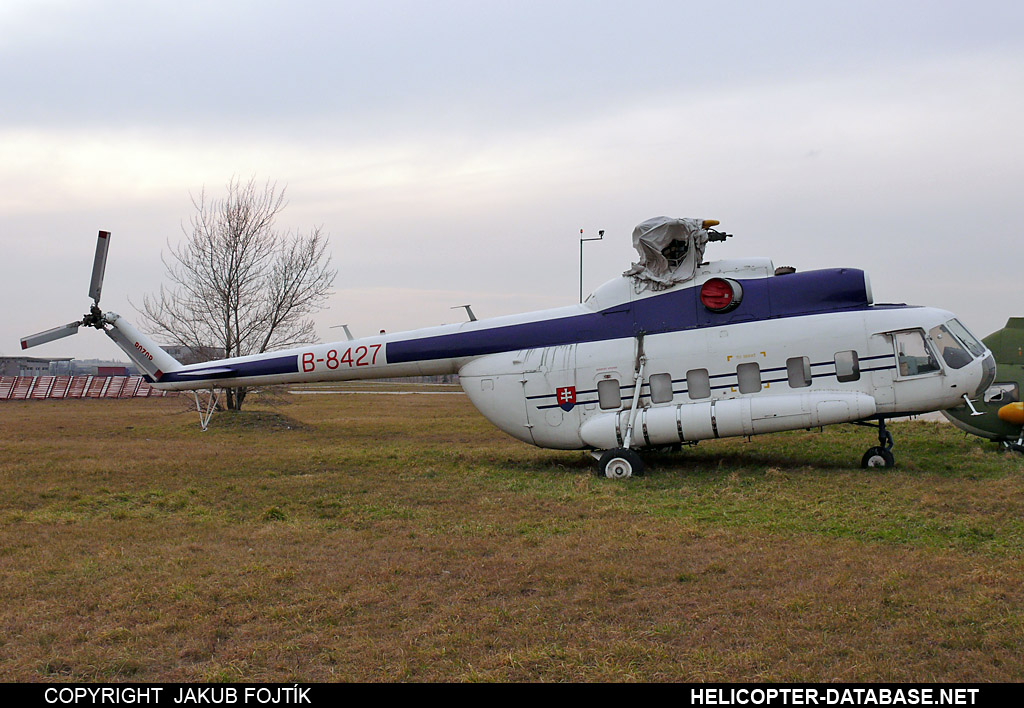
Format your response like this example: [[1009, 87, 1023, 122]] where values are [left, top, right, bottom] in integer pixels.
[[984, 382, 1019, 404], [834, 350, 860, 382], [893, 331, 941, 376], [598, 379, 621, 410], [649, 373, 674, 404], [787, 356, 812, 388], [927, 324, 971, 370], [686, 368, 711, 399], [736, 362, 761, 394]]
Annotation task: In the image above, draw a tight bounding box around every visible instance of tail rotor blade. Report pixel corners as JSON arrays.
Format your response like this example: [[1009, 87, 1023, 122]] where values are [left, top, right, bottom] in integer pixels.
[[88, 230, 111, 303], [21, 321, 81, 350]]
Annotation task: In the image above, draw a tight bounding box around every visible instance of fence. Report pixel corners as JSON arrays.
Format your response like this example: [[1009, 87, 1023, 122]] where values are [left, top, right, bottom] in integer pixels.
[[0, 376, 174, 401]]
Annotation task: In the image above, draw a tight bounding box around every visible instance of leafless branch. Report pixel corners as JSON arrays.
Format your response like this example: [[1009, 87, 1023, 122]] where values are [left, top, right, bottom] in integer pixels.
[[137, 176, 335, 410]]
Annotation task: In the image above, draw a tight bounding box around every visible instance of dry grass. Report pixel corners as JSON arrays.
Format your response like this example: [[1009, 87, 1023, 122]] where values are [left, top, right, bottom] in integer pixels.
[[1, 389, 1023, 682]]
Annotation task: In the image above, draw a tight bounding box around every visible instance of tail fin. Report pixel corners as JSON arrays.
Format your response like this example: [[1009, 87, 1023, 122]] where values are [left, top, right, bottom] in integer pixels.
[[102, 312, 183, 382]]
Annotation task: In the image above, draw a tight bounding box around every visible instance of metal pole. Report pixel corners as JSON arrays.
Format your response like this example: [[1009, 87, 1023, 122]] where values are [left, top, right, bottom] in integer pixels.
[[579, 229, 604, 303], [579, 231, 584, 303]]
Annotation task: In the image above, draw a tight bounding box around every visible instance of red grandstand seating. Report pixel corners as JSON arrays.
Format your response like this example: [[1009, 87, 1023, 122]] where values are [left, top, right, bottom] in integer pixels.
[[103, 377, 125, 398], [0, 375, 176, 401], [119, 376, 143, 398], [11, 377, 35, 399], [48, 376, 72, 398], [66, 376, 89, 398], [85, 376, 107, 398], [29, 376, 54, 399]]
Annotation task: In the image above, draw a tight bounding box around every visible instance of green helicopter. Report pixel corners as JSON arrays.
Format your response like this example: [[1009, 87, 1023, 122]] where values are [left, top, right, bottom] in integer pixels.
[[944, 317, 1024, 452]]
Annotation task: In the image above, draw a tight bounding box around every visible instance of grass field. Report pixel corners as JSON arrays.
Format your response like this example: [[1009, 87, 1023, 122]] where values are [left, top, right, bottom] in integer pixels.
[[2, 388, 1023, 682]]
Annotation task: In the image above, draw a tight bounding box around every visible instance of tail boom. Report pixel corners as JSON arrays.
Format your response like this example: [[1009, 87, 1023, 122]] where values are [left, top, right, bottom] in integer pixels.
[[102, 313, 183, 382], [154, 334, 464, 391]]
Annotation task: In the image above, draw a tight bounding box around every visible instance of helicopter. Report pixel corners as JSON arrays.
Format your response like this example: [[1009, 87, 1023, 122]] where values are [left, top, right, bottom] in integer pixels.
[[942, 317, 1024, 453], [21, 218, 996, 477]]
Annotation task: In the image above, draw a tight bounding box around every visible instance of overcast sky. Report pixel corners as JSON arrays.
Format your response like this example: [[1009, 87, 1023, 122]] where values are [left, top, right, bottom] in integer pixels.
[[2, 0, 1022, 359]]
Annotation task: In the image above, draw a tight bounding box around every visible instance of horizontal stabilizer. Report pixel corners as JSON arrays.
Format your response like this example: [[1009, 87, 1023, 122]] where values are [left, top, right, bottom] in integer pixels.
[[174, 367, 234, 377], [20, 321, 81, 350]]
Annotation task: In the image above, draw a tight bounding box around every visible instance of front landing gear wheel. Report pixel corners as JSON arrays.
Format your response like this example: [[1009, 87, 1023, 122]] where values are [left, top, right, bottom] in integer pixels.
[[861, 446, 895, 468], [856, 417, 895, 468], [598, 448, 645, 478]]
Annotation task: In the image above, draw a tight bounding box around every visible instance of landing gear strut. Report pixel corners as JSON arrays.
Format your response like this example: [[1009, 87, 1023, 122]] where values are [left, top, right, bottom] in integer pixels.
[[858, 418, 895, 468], [1003, 425, 1024, 454], [1002, 441, 1024, 454], [594, 332, 649, 479]]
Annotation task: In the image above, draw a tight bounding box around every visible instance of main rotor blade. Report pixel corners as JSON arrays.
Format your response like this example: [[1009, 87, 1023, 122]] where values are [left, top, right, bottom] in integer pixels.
[[88, 230, 111, 303], [20, 321, 81, 350]]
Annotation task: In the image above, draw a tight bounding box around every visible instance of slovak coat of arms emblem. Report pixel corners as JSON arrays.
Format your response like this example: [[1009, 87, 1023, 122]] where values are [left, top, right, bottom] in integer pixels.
[[555, 386, 576, 411]]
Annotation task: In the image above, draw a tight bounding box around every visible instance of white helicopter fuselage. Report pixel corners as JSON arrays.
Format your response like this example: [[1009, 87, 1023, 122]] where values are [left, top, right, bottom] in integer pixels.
[[141, 257, 995, 452]]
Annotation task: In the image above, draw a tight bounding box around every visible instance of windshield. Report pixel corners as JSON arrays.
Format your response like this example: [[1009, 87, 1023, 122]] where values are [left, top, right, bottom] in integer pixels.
[[945, 319, 987, 358], [928, 324, 972, 370]]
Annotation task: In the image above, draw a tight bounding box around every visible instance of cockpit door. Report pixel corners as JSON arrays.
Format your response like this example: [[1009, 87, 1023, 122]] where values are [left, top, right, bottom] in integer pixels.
[[889, 329, 946, 408]]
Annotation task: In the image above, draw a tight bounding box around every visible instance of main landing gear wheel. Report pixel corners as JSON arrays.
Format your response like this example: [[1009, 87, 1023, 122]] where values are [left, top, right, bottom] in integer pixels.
[[861, 446, 895, 468], [859, 418, 896, 468], [597, 448, 645, 478]]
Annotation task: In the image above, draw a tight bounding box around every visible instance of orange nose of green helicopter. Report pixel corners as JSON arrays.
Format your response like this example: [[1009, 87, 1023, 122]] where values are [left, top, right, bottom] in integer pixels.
[[997, 402, 1024, 425]]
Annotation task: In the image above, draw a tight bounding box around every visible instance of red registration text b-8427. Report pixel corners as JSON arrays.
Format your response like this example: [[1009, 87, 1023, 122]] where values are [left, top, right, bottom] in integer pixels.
[[301, 344, 382, 373]]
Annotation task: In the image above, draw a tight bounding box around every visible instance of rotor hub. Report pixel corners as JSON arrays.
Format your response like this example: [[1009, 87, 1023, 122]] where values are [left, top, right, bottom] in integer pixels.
[[83, 304, 106, 329]]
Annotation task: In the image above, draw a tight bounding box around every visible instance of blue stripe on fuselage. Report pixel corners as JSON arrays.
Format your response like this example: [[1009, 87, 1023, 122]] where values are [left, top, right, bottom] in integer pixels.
[[387, 268, 876, 364], [159, 354, 299, 384]]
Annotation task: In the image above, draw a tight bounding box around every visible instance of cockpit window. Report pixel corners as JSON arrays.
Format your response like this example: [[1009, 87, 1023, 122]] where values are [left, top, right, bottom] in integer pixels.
[[945, 319, 986, 358], [894, 330, 941, 376], [928, 324, 972, 370]]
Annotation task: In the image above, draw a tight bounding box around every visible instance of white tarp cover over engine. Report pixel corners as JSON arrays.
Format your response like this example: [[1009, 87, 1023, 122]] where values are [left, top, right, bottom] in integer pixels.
[[622, 216, 710, 289]]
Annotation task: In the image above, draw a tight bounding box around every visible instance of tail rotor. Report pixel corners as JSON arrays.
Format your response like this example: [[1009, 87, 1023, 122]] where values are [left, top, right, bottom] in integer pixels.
[[20, 230, 112, 350]]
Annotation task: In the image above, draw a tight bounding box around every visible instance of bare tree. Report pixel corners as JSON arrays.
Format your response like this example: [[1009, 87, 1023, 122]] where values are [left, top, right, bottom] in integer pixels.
[[141, 177, 336, 410]]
